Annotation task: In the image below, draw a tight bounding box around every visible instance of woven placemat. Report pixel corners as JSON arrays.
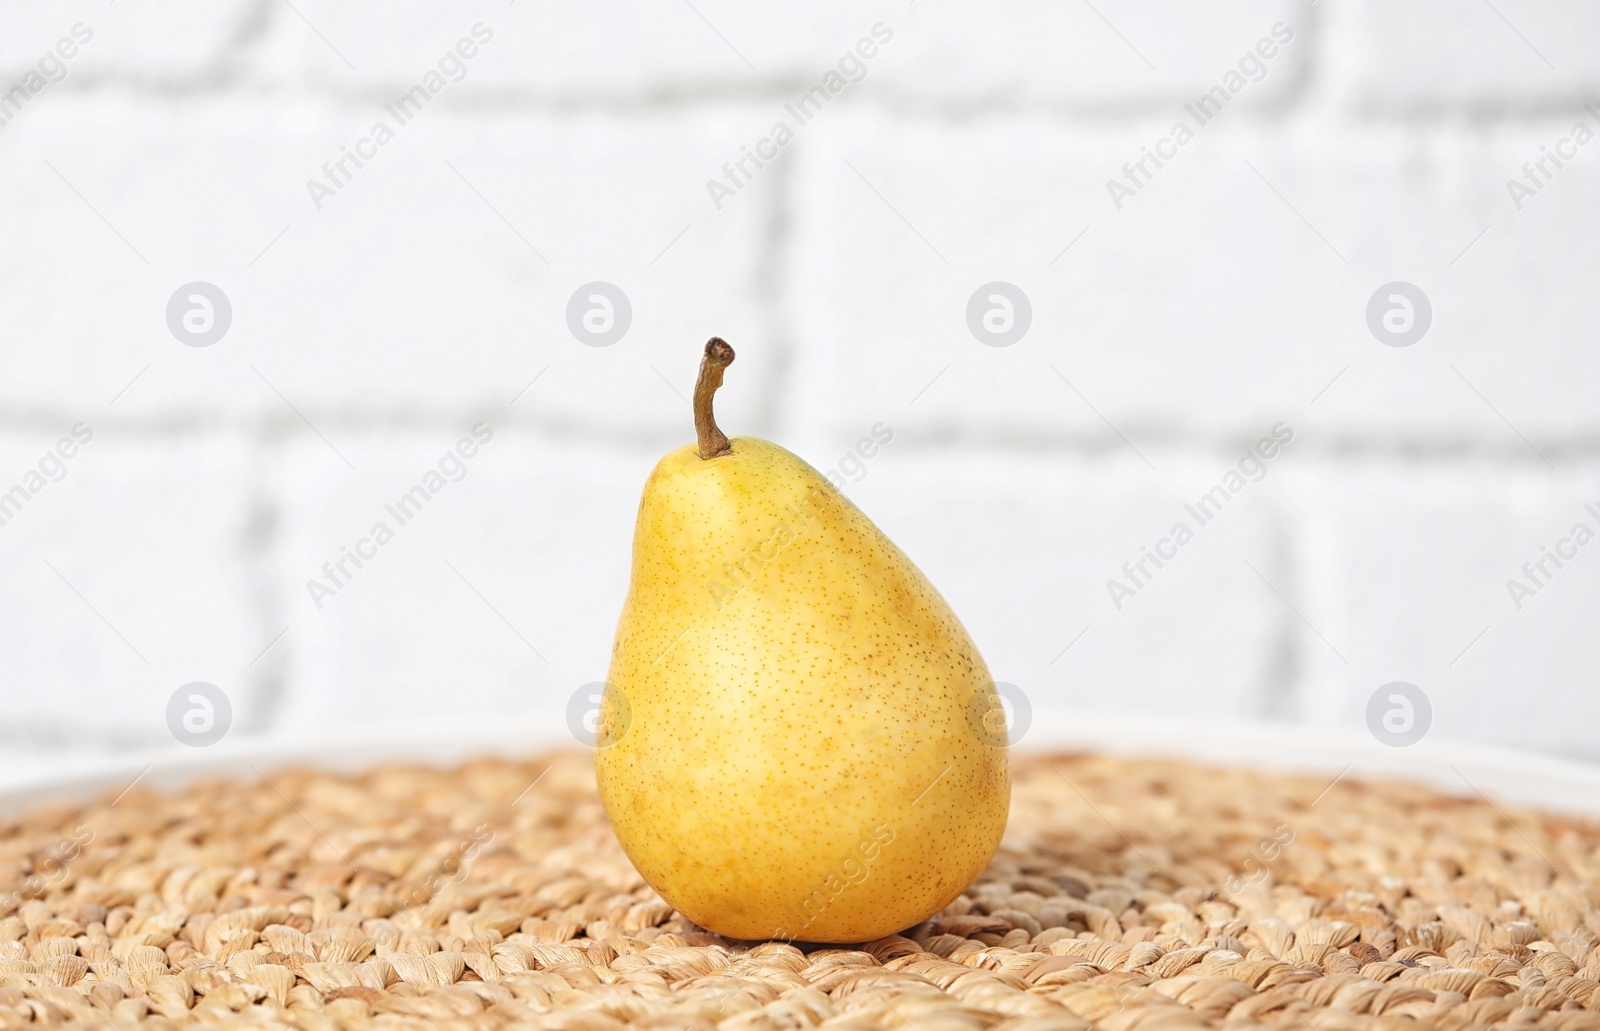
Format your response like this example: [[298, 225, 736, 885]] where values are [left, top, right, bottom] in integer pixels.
[[2, 752, 1599, 1030]]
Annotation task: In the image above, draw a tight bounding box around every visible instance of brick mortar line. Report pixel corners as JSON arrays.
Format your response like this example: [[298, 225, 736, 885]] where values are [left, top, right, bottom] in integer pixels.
[[1, 416, 1599, 467], [10, 0, 1598, 121], [8, 82, 1599, 137], [12, 76, 1599, 118], [238, 441, 290, 740], [4, 74, 1327, 119], [751, 120, 798, 440], [0, 722, 170, 752]]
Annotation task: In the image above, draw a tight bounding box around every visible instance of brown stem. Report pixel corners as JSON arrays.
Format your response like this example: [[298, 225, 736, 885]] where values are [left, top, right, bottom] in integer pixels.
[[694, 337, 736, 459]]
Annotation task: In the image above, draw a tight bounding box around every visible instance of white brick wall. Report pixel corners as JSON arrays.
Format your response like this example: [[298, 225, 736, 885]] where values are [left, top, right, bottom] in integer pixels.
[[0, 432, 265, 743], [2, 0, 1599, 773], [243, 0, 1304, 104], [266, 431, 644, 730], [850, 452, 1291, 726], [0, 2, 254, 81], [1338, 0, 1600, 110], [1288, 460, 1600, 756]]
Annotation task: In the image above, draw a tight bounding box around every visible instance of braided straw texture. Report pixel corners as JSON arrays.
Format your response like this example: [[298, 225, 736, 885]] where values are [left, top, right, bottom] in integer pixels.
[[2, 752, 1599, 1030]]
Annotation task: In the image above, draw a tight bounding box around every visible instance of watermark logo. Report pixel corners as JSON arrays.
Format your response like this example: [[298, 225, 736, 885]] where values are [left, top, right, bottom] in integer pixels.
[[1366, 681, 1430, 747], [1105, 22, 1294, 210], [166, 682, 232, 747], [708, 483, 835, 610], [1, 825, 93, 912], [305, 424, 494, 610], [1506, 501, 1600, 610], [0, 422, 94, 530], [706, 22, 894, 212], [822, 423, 894, 491], [567, 682, 631, 748], [1365, 282, 1430, 347], [397, 823, 494, 909], [166, 282, 232, 347], [305, 23, 494, 210], [965, 681, 1030, 748], [1221, 823, 1295, 897], [1107, 422, 1294, 610], [566, 282, 631, 347], [0, 22, 94, 131], [966, 283, 1031, 347], [773, 821, 894, 942], [1506, 105, 1599, 211]]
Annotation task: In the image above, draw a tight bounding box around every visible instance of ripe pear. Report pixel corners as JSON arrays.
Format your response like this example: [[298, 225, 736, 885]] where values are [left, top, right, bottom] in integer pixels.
[[596, 338, 1009, 943]]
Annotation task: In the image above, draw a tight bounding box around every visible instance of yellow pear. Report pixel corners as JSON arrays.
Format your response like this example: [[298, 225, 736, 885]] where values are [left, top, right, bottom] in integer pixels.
[[596, 338, 1009, 943]]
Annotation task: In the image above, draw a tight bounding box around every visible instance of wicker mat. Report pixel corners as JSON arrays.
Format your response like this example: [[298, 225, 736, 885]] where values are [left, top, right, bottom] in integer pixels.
[[2, 752, 1599, 1030]]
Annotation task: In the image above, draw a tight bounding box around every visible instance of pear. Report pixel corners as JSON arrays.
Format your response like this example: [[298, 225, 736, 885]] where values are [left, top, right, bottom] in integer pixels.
[[596, 338, 1008, 943]]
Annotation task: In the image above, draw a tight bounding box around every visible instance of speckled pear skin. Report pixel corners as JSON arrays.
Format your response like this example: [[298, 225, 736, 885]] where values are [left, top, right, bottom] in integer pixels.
[[596, 436, 1009, 943]]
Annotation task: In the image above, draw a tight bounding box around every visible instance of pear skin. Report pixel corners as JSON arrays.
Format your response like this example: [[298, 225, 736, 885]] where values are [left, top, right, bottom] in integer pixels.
[[596, 340, 1008, 943]]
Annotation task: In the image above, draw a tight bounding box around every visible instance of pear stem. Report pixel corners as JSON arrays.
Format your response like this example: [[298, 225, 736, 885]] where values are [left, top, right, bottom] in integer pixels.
[[694, 337, 736, 459]]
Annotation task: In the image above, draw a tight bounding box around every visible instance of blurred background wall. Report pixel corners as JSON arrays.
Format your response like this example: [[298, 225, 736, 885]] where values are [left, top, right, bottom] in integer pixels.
[[1, 0, 1597, 776]]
